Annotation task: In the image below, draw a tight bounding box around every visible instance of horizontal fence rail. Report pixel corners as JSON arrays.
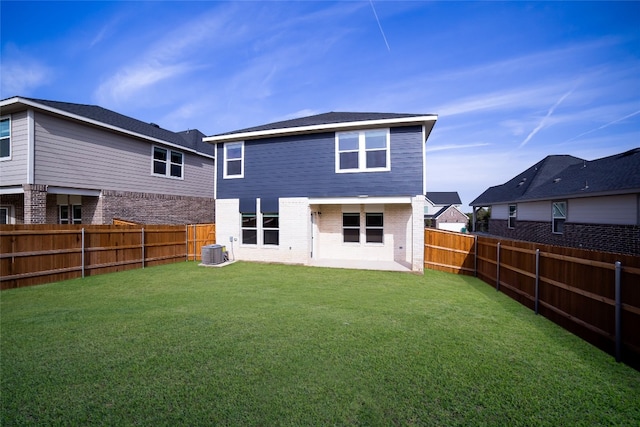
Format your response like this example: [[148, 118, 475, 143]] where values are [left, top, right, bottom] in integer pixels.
[[424, 228, 640, 368], [0, 224, 215, 290]]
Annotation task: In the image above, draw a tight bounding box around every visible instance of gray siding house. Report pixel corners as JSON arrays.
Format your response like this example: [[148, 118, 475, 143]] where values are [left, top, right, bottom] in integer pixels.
[[470, 148, 640, 255], [424, 191, 467, 231], [0, 97, 215, 225], [205, 112, 438, 272]]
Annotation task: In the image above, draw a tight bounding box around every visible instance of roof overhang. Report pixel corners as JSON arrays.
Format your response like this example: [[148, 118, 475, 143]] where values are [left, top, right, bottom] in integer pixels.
[[309, 196, 413, 205], [470, 188, 640, 207], [204, 115, 438, 144], [0, 97, 214, 159]]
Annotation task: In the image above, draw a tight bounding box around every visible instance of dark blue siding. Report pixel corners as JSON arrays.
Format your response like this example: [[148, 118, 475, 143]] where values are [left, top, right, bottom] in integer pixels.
[[217, 126, 424, 199]]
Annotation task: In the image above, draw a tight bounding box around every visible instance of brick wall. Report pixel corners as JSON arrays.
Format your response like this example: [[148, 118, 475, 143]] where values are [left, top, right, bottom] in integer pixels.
[[23, 184, 47, 224], [101, 190, 214, 225], [489, 219, 640, 255]]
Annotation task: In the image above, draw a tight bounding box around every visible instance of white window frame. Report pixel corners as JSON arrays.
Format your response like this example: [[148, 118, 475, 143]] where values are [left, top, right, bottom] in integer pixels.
[[342, 212, 361, 243], [365, 212, 384, 244], [335, 129, 390, 173], [224, 142, 244, 179], [152, 146, 184, 179], [262, 212, 279, 246], [0, 116, 11, 161], [552, 201, 567, 234], [508, 204, 517, 229], [59, 204, 82, 224], [0, 205, 14, 224]]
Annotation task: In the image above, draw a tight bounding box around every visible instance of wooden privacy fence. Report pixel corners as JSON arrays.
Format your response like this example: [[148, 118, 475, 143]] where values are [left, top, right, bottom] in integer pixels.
[[424, 228, 640, 367], [0, 224, 215, 290]]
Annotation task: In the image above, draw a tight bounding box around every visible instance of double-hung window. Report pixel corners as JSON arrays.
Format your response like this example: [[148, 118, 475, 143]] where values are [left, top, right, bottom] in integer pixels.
[[365, 213, 384, 243], [0, 117, 10, 160], [153, 146, 183, 178], [343, 213, 360, 243], [508, 205, 517, 229], [336, 129, 390, 173], [60, 205, 82, 224], [552, 201, 566, 234], [262, 213, 279, 245], [224, 142, 244, 178], [241, 213, 257, 244]]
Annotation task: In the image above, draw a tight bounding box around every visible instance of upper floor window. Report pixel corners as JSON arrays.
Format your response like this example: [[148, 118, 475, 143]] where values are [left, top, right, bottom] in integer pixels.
[[508, 204, 517, 229], [0, 117, 10, 160], [552, 201, 566, 234], [336, 129, 390, 173], [224, 142, 244, 178], [152, 146, 183, 179]]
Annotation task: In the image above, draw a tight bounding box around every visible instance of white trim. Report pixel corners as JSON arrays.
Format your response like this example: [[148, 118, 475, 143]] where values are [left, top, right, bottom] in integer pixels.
[[422, 124, 427, 196], [0, 97, 215, 159], [309, 196, 412, 205], [335, 129, 390, 174], [0, 186, 24, 195], [0, 115, 11, 161], [151, 145, 185, 180], [223, 141, 244, 179], [27, 109, 35, 184], [0, 205, 15, 224], [47, 187, 101, 196], [204, 115, 438, 143]]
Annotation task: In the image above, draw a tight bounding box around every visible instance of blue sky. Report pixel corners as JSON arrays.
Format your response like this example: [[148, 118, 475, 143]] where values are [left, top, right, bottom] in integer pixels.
[[2, 1, 639, 209]]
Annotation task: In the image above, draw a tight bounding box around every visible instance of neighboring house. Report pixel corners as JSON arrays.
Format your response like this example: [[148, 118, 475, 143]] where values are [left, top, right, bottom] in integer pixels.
[[470, 148, 640, 255], [424, 191, 467, 231], [0, 97, 215, 225], [204, 111, 438, 272]]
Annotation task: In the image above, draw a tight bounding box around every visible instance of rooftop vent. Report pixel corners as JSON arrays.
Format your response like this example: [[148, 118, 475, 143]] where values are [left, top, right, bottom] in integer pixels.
[[553, 178, 561, 183], [150, 122, 160, 128]]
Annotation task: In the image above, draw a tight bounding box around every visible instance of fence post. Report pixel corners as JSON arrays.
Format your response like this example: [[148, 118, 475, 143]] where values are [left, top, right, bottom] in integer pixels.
[[193, 224, 197, 261], [615, 261, 622, 363], [496, 242, 500, 291], [81, 228, 85, 278], [185, 225, 189, 262], [142, 228, 145, 269], [474, 235, 478, 278], [535, 249, 540, 314]]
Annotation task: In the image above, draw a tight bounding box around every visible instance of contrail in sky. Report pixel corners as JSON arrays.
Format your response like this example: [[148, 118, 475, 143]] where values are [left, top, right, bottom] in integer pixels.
[[519, 89, 574, 148], [370, 0, 390, 52], [564, 109, 640, 143]]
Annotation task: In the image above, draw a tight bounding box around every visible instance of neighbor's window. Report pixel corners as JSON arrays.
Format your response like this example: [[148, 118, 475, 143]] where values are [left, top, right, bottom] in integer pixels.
[[552, 201, 566, 234], [224, 142, 244, 178], [153, 146, 183, 178], [508, 205, 517, 229], [343, 213, 360, 243], [365, 213, 384, 243], [0, 206, 9, 224], [60, 205, 82, 224], [262, 213, 279, 246], [336, 129, 390, 173], [241, 212, 257, 244], [0, 117, 10, 159]]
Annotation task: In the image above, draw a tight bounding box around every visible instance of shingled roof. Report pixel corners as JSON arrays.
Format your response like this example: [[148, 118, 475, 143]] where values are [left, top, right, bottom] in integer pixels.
[[426, 192, 462, 205], [205, 111, 438, 143], [1, 97, 214, 156], [470, 148, 640, 206]]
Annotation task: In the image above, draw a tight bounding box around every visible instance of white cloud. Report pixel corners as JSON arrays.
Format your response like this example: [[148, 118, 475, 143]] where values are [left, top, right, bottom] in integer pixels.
[[0, 55, 51, 97], [518, 88, 575, 148], [426, 142, 490, 153]]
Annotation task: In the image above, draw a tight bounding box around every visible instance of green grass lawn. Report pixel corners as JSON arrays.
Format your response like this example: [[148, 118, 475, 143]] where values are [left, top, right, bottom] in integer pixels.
[[1, 262, 639, 426]]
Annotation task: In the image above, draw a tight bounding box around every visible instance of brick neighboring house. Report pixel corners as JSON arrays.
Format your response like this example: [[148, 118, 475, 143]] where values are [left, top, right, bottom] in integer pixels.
[[204, 111, 438, 272], [424, 191, 467, 231], [0, 97, 215, 225], [470, 148, 640, 255]]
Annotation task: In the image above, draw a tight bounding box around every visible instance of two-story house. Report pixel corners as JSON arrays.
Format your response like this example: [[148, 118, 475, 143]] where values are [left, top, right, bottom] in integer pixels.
[[0, 97, 215, 225], [204, 112, 438, 272], [424, 191, 468, 231], [470, 148, 640, 255]]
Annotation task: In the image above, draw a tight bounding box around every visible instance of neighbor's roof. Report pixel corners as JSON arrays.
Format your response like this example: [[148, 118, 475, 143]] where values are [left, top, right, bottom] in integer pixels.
[[470, 148, 640, 206], [204, 111, 437, 143], [0, 96, 214, 157], [426, 192, 462, 205]]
